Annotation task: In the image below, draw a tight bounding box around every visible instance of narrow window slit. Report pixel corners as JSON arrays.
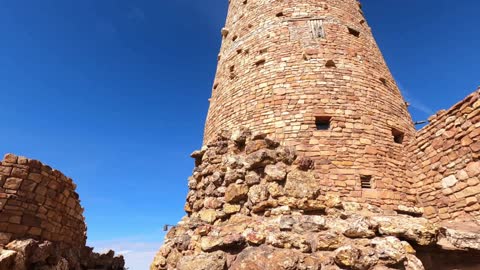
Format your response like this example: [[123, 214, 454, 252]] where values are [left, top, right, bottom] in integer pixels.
[[315, 116, 332, 130], [379, 77, 387, 85], [360, 175, 373, 189]]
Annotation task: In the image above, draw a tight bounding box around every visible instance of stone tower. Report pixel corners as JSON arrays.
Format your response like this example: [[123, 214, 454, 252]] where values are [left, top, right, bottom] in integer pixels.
[[204, 0, 416, 207]]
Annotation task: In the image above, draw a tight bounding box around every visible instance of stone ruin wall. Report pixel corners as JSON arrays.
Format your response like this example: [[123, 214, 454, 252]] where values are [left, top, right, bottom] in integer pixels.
[[152, 128, 480, 270], [408, 89, 480, 223], [203, 0, 417, 209], [0, 153, 86, 248]]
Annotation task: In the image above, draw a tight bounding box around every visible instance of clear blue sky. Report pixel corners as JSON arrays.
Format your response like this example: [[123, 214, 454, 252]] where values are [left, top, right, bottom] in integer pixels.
[[0, 1, 478, 269]]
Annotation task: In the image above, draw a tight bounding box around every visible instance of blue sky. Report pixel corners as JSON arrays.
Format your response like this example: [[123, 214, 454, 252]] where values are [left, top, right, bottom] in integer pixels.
[[0, 1, 478, 269]]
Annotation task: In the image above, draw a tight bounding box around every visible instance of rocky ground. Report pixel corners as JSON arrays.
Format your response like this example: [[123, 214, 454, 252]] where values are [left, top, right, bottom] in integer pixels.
[[0, 239, 124, 270], [150, 128, 480, 270]]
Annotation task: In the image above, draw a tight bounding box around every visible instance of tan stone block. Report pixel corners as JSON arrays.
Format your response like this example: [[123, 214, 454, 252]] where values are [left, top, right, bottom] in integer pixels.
[[466, 196, 478, 206], [465, 161, 480, 177], [28, 173, 43, 183], [0, 166, 12, 176], [3, 153, 18, 163], [11, 167, 28, 178], [3, 178, 22, 190], [467, 177, 480, 186]]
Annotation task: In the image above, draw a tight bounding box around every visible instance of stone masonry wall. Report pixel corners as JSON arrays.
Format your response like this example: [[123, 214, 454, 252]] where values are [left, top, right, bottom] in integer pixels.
[[203, 0, 416, 208], [152, 128, 480, 270], [408, 89, 480, 223], [0, 154, 86, 248]]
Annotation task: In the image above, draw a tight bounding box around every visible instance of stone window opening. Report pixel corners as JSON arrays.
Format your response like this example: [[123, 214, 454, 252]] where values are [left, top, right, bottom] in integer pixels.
[[276, 12, 284, 17], [360, 175, 373, 189], [348, 27, 360, 37], [325, 60, 336, 68], [315, 116, 332, 130], [309, 20, 325, 39], [255, 59, 266, 67], [380, 77, 387, 85], [392, 128, 405, 144]]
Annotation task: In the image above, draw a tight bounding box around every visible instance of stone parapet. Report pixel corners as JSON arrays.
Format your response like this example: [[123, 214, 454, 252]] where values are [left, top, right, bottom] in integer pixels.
[[408, 89, 480, 222]]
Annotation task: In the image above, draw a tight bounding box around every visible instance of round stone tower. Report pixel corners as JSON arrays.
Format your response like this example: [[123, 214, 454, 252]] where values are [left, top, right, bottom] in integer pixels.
[[0, 154, 86, 247], [204, 0, 416, 207]]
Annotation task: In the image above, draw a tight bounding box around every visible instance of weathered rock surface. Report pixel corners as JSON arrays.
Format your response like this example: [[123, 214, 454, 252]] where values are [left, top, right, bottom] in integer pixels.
[[0, 239, 124, 270], [151, 129, 480, 270]]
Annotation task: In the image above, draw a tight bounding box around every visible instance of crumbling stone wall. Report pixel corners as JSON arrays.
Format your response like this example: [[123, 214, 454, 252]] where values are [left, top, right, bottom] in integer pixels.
[[0, 154, 86, 248], [203, 0, 416, 208], [151, 130, 480, 270], [408, 89, 480, 222]]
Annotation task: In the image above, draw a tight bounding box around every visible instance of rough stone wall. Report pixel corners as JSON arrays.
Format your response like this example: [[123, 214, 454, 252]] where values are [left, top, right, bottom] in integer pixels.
[[0, 154, 86, 248], [151, 130, 480, 270], [204, 0, 416, 207], [408, 89, 480, 222]]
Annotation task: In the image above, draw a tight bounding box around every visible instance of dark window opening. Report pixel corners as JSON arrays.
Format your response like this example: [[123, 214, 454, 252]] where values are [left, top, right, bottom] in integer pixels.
[[255, 59, 266, 67], [348, 27, 360, 37], [379, 77, 387, 85], [325, 60, 336, 68], [232, 35, 238, 42], [276, 12, 284, 17], [315, 116, 332, 130], [392, 128, 405, 144], [360, 175, 373, 189]]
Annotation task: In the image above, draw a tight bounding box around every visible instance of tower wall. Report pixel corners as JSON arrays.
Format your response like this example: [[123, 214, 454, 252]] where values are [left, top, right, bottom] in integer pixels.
[[204, 0, 415, 207], [0, 154, 86, 247], [408, 89, 480, 223]]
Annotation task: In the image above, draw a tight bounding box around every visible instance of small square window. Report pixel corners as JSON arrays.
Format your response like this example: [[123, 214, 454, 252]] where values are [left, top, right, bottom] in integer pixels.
[[392, 128, 404, 144], [360, 175, 373, 189], [315, 116, 331, 130]]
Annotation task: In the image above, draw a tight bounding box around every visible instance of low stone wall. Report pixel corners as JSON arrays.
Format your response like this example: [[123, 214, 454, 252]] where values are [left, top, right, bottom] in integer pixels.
[[408, 89, 480, 222], [0, 154, 86, 247]]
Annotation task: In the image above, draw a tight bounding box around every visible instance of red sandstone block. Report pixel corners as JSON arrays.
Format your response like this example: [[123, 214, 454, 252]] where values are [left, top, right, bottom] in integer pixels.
[[465, 162, 480, 177], [3, 153, 18, 164], [0, 166, 12, 176], [470, 141, 480, 152], [11, 167, 28, 178], [3, 177, 23, 190]]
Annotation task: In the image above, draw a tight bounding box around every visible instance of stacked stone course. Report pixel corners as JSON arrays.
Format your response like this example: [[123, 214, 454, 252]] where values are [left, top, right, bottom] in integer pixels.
[[408, 89, 480, 222], [0, 153, 85, 247]]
